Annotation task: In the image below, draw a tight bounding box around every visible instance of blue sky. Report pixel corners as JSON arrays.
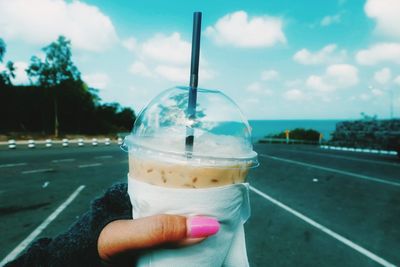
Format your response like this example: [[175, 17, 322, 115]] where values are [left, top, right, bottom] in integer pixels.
[[1, 0, 400, 119]]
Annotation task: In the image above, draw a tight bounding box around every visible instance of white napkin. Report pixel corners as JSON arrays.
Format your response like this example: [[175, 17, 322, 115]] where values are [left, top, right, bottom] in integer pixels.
[[127, 176, 251, 267]]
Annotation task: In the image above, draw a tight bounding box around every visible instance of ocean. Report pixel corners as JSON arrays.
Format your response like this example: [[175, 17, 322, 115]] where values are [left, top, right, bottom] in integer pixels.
[[249, 120, 341, 142]]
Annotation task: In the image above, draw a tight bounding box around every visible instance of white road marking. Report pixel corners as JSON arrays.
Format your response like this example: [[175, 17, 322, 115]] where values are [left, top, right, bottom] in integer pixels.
[[94, 155, 113, 159], [52, 158, 75, 163], [0, 185, 85, 266], [260, 154, 400, 187], [280, 149, 400, 168], [0, 163, 27, 168], [21, 168, 54, 174], [78, 163, 102, 168], [250, 186, 396, 267]]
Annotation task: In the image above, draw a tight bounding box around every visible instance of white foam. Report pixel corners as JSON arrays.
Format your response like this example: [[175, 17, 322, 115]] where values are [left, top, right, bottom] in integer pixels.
[[127, 129, 252, 157]]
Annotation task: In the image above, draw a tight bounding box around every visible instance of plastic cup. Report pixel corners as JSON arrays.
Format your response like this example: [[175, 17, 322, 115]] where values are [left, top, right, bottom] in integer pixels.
[[123, 86, 258, 188]]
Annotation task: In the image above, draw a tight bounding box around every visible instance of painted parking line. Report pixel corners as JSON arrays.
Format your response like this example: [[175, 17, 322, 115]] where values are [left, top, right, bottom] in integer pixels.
[[21, 168, 54, 175], [260, 154, 400, 187], [0, 185, 85, 266], [279, 149, 400, 168], [94, 155, 113, 159], [0, 163, 27, 168], [78, 163, 102, 168], [250, 186, 396, 267], [52, 158, 75, 163]]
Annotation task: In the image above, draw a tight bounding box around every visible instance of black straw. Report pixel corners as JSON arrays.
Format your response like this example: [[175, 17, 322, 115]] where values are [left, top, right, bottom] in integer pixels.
[[185, 12, 202, 154]]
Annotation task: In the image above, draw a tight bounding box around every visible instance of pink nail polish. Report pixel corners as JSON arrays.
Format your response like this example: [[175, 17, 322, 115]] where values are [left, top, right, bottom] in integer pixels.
[[188, 216, 220, 238]]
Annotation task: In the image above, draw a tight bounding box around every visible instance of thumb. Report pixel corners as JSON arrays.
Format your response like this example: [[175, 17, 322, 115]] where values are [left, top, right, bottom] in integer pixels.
[[98, 215, 219, 263]]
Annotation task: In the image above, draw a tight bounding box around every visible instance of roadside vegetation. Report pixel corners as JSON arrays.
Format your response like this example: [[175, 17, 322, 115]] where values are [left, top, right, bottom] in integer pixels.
[[269, 128, 320, 142], [330, 115, 400, 153], [0, 36, 135, 138]]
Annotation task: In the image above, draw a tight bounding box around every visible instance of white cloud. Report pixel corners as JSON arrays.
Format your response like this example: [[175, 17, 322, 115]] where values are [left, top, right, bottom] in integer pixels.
[[306, 64, 359, 92], [365, 0, 400, 39], [360, 93, 371, 101], [371, 88, 384, 96], [373, 67, 392, 84], [356, 43, 400, 65], [0, 0, 118, 52], [285, 79, 303, 88], [395, 75, 400, 86], [129, 61, 153, 77], [245, 82, 273, 95], [154, 65, 187, 83], [122, 37, 137, 52], [199, 69, 215, 81], [293, 44, 347, 65], [82, 73, 110, 89], [320, 14, 341, 26], [141, 32, 190, 65], [246, 82, 261, 93], [306, 75, 333, 92], [326, 64, 359, 87], [244, 97, 260, 104], [261, 69, 279, 81], [5, 61, 30, 85], [205, 11, 286, 48], [283, 89, 304, 100], [127, 32, 214, 83]]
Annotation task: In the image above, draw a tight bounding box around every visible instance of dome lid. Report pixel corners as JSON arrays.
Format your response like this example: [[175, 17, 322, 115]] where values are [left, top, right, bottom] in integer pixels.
[[123, 86, 258, 168]]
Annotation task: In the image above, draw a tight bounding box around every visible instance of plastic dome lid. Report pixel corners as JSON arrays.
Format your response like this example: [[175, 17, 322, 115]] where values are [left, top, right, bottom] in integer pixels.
[[123, 86, 258, 168]]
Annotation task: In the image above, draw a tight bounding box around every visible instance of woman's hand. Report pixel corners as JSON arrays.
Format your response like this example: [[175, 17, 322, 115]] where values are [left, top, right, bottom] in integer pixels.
[[98, 215, 219, 265]]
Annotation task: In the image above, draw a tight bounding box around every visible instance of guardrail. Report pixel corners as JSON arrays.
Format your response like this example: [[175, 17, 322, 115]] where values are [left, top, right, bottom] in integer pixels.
[[1, 138, 124, 149], [320, 145, 398, 156]]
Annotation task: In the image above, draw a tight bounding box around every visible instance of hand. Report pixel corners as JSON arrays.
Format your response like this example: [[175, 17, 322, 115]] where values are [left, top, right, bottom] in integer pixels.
[[97, 215, 219, 265]]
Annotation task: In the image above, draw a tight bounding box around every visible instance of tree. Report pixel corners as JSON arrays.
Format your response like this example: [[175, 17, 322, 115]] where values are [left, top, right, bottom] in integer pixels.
[[1, 61, 16, 85], [27, 36, 80, 137], [0, 38, 5, 62], [0, 39, 16, 86]]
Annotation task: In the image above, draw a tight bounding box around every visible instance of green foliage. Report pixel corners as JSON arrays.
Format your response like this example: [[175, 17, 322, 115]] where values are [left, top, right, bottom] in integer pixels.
[[0, 39, 15, 86], [0, 36, 135, 135], [271, 128, 320, 141], [1, 61, 16, 85], [27, 36, 80, 87], [330, 119, 400, 151], [360, 112, 377, 121], [0, 38, 5, 62]]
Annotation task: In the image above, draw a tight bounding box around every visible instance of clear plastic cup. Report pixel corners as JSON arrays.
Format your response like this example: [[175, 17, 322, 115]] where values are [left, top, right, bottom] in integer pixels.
[[123, 86, 258, 188]]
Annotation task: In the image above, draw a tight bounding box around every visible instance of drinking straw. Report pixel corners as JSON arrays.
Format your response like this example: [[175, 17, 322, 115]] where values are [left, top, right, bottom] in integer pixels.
[[185, 12, 202, 155]]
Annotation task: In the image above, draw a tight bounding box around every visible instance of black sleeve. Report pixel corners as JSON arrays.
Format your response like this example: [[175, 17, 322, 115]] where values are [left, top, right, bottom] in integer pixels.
[[5, 183, 132, 267]]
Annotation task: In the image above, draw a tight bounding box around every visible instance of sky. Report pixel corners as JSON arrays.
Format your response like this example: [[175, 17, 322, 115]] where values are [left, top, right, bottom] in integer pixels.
[[1, 0, 400, 120]]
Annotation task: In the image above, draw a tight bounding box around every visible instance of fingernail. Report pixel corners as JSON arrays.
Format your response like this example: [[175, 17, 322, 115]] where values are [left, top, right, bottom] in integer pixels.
[[187, 216, 220, 238]]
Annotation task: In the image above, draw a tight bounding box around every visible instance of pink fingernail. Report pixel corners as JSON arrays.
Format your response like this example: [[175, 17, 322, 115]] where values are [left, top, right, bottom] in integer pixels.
[[187, 216, 220, 238]]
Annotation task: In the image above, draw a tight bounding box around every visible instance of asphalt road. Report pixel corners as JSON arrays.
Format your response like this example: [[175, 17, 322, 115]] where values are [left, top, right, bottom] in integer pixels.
[[0, 143, 399, 266]]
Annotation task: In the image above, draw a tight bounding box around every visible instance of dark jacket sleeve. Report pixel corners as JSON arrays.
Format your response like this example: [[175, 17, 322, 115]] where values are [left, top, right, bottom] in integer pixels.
[[5, 183, 132, 267]]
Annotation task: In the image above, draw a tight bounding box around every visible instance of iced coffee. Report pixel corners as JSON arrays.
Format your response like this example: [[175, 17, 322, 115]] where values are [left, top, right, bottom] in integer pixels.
[[123, 86, 258, 267]]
